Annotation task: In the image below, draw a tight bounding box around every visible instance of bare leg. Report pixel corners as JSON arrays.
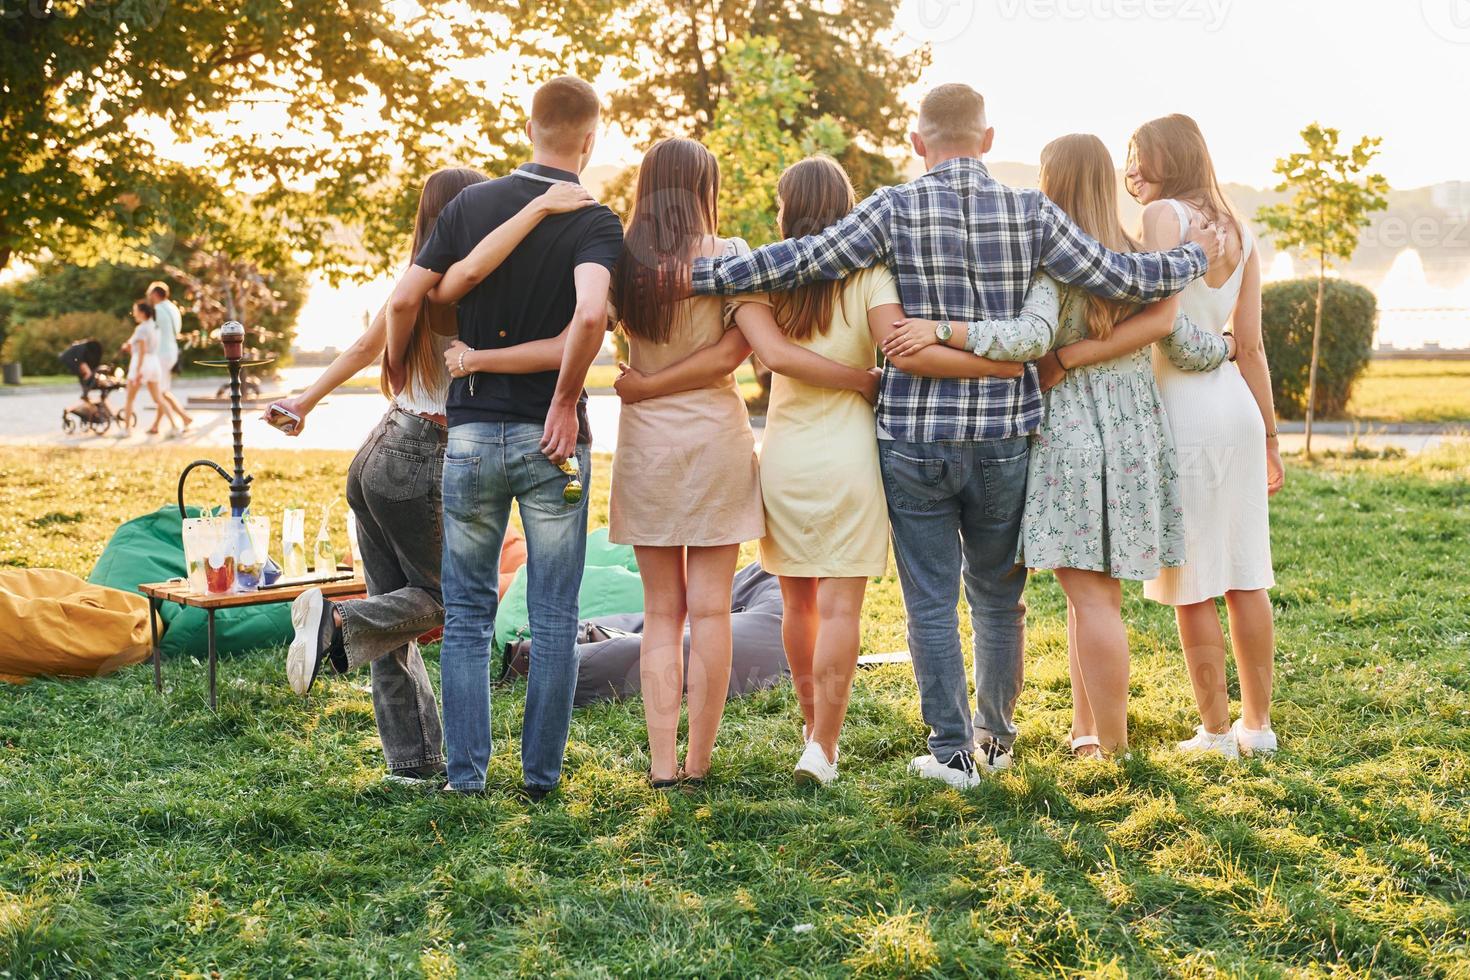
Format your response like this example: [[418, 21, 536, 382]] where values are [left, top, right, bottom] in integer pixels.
[[779, 576, 819, 738], [1055, 568, 1129, 755], [120, 379, 140, 434], [808, 576, 867, 763], [1175, 598, 1230, 734], [634, 545, 686, 782], [145, 380, 172, 433], [681, 544, 739, 778], [1066, 600, 1099, 754], [161, 388, 194, 427], [1223, 588, 1274, 730]]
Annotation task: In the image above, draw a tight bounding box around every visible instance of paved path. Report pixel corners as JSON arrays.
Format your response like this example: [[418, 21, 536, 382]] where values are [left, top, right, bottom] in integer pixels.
[[0, 368, 631, 454], [2, 367, 1462, 457]]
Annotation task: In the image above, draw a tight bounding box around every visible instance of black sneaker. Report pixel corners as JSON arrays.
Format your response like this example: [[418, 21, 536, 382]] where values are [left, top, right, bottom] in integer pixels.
[[383, 765, 447, 788], [286, 588, 341, 695], [521, 784, 556, 803]]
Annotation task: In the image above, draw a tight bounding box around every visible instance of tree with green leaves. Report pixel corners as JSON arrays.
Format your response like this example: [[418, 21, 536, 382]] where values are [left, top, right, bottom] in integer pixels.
[[508, 0, 925, 198], [705, 37, 848, 245], [1256, 123, 1388, 456], [0, 0, 519, 279]]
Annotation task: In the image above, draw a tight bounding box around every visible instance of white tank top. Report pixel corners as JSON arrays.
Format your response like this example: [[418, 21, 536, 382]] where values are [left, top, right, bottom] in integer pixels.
[[393, 331, 453, 416]]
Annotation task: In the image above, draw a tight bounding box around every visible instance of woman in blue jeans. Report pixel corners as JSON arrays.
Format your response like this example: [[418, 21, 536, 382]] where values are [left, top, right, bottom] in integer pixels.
[[269, 169, 596, 785]]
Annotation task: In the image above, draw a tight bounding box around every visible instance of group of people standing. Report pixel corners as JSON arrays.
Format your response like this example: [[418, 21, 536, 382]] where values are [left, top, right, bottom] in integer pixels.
[[271, 77, 1281, 799], [120, 281, 194, 436]]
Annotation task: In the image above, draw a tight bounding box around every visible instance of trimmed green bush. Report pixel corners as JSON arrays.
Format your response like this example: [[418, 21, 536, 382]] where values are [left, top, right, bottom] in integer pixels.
[[1, 310, 133, 375], [1261, 277, 1376, 419]]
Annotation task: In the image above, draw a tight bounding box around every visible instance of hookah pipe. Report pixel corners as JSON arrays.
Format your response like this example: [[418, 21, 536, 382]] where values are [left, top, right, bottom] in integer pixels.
[[177, 321, 253, 518]]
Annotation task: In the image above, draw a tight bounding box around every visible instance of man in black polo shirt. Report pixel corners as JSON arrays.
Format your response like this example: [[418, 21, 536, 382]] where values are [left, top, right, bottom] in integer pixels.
[[385, 76, 624, 798]]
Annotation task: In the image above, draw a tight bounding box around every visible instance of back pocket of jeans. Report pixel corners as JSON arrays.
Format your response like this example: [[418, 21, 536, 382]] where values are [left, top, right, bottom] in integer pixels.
[[364, 445, 427, 502], [880, 450, 948, 511], [980, 445, 1030, 521], [520, 451, 581, 515]]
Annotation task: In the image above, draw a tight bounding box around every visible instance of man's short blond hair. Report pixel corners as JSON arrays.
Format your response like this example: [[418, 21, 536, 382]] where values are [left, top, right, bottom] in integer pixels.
[[531, 75, 602, 154], [917, 84, 987, 149]]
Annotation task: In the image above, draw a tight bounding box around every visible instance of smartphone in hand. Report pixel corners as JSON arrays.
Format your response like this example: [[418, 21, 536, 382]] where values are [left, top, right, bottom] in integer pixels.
[[265, 404, 301, 434]]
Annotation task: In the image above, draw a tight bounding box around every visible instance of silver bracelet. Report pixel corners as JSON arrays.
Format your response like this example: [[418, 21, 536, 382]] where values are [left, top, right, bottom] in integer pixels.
[[458, 347, 473, 377]]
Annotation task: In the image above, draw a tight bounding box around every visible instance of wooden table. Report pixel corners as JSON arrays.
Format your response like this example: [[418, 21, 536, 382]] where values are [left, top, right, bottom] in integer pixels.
[[140, 574, 366, 708]]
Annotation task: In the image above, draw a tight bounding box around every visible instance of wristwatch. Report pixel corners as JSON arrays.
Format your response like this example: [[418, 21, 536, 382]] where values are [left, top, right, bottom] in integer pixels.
[[935, 320, 953, 342]]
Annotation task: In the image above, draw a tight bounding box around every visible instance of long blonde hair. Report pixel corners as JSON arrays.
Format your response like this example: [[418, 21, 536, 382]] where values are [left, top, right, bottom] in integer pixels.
[[1038, 134, 1135, 341], [1127, 113, 1241, 240], [380, 167, 488, 401]]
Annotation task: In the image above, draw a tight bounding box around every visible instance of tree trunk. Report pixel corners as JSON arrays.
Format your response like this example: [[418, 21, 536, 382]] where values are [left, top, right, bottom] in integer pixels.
[[0, 245, 10, 277], [1304, 257, 1326, 459]]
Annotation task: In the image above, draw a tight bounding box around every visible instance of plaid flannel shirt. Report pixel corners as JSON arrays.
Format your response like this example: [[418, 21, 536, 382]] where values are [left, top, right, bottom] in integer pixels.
[[692, 158, 1209, 442]]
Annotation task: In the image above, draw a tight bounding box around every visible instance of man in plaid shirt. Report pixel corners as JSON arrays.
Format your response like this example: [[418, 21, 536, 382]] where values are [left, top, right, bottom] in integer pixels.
[[691, 84, 1221, 788]]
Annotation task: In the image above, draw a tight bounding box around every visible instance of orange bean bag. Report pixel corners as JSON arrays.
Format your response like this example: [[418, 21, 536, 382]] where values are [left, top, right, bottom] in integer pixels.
[[0, 568, 152, 683]]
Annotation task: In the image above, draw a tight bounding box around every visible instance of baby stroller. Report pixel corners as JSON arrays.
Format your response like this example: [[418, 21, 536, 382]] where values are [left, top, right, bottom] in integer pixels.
[[59, 339, 132, 436]]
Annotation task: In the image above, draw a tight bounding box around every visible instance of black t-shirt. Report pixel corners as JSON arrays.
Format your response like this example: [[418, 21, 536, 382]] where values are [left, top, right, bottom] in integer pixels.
[[414, 163, 625, 433]]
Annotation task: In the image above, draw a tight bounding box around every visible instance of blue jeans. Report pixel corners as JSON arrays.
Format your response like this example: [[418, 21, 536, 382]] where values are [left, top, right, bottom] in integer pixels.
[[879, 436, 1030, 758], [439, 421, 590, 792]]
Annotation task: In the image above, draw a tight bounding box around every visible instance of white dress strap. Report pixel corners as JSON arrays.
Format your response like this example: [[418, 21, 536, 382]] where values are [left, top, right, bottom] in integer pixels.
[[1167, 199, 1193, 241]]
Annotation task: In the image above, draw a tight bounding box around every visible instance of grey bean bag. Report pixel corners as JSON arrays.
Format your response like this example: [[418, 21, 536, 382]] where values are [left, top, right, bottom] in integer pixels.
[[502, 562, 790, 707]]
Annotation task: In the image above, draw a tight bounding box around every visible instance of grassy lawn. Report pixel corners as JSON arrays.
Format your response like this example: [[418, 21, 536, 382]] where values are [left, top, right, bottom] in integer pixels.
[[2, 444, 1469, 976], [1346, 359, 1470, 424]]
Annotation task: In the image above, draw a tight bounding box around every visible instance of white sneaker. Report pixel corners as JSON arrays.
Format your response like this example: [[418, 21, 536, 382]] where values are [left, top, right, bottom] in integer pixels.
[[794, 741, 838, 786], [908, 750, 981, 789], [1177, 725, 1240, 759], [1232, 719, 1278, 757], [286, 588, 329, 696], [975, 737, 1014, 773]]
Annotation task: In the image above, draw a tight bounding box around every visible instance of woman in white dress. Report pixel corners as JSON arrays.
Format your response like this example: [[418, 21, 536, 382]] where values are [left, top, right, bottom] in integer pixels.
[[119, 300, 181, 436], [1127, 114, 1284, 758]]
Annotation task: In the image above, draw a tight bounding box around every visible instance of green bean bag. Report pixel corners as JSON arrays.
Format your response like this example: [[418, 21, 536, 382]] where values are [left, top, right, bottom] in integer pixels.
[[88, 505, 293, 657], [493, 529, 644, 653]]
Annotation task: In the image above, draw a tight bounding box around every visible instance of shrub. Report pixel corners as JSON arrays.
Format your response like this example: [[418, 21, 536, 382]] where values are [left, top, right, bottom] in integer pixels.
[[0, 311, 134, 375], [1261, 277, 1376, 419]]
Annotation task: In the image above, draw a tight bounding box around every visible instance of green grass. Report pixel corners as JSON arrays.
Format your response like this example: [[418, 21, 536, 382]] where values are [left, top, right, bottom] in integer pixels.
[[1346, 359, 1470, 423], [2, 445, 1469, 977], [1, 373, 75, 388]]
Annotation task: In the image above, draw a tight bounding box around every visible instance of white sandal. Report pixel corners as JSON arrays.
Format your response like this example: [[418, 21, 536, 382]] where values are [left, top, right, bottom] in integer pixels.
[[1070, 734, 1102, 758]]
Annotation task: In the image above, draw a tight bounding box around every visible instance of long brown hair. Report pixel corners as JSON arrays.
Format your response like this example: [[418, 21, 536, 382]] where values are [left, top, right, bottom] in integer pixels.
[[1127, 113, 1241, 240], [1039, 135, 1135, 341], [613, 138, 719, 343], [380, 166, 488, 400], [772, 156, 853, 341]]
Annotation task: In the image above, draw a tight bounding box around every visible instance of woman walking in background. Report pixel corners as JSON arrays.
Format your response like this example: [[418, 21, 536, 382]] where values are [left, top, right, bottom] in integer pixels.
[[269, 167, 594, 785], [119, 299, 183, 436], [607, 138, 765, 788], [1129, 114, 1282, 758]]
